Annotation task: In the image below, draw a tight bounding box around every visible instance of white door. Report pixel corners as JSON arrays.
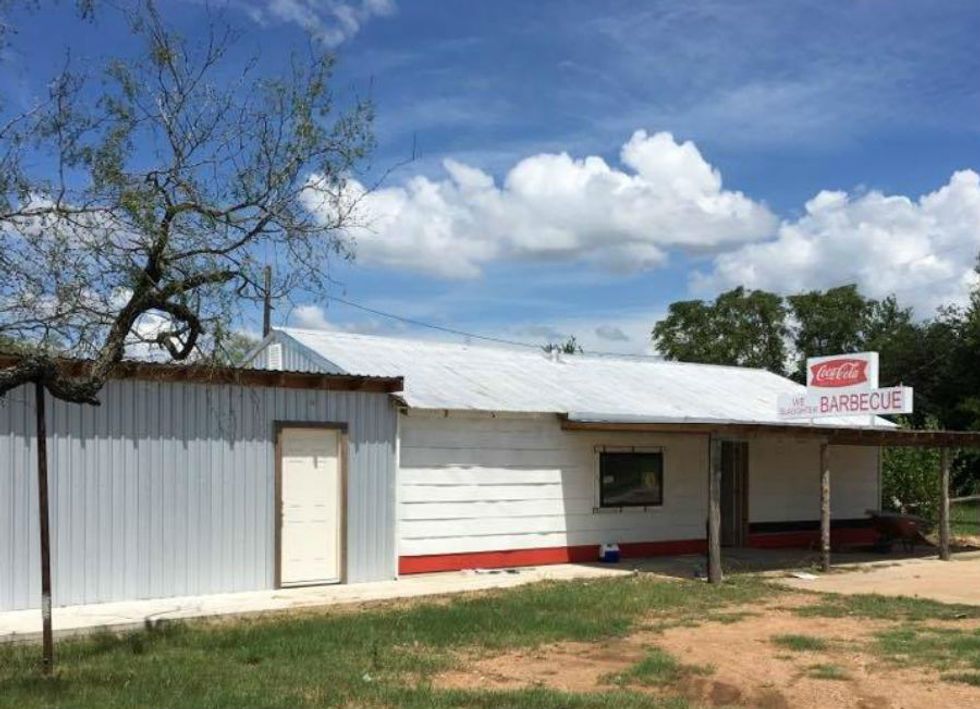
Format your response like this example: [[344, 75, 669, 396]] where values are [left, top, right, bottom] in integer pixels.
[[279, 427, 342, 586]]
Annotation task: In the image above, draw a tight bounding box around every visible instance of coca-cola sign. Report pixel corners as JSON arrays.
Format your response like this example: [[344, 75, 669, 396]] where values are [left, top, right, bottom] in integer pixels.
[[779, 351, 908, 420], [809, 359, 869, 388]]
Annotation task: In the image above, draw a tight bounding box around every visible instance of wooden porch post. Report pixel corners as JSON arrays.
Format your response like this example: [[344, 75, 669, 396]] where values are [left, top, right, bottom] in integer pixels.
[[819, 442, 831, 573], [939, 448, 951, 561], [708, 436, 723, 584]]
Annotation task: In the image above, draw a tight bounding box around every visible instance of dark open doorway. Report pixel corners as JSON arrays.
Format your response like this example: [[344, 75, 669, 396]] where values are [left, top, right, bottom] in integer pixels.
[[720, 441, 749, 547]]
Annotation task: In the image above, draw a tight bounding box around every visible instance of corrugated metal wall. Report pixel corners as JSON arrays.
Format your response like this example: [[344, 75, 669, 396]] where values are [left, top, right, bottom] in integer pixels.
[[0, 379, 398, 611], [249, 333, 342, 373]]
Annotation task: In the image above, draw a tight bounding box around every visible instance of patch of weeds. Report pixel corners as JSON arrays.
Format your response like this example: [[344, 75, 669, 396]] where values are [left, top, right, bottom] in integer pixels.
[[772, 634, 829, 652], [874, 625, 980, 673], [943, 671, 980, 687], [708, 611, 756, 625], [607, 648, 713, 688], [806, 663, 849, 680], [390, 685, 695, 708], [796, 593, 980, 622]]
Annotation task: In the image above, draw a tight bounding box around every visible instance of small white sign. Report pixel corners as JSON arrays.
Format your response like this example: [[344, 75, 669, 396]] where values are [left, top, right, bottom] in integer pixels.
[[778, 386, 913, 420]]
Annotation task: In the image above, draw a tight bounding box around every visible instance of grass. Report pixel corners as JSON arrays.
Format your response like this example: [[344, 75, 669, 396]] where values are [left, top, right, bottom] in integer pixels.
[[806, 663, 849, 680], [0, 575, 775, 709], [795, 593, 980, 622], [874, 625, 980, 674], [952, 500, 980, 537], [771, 634, 829, 652], [795, 590, 980, 686], [943, 671, 980, 686], [606, 648, 713, 687]]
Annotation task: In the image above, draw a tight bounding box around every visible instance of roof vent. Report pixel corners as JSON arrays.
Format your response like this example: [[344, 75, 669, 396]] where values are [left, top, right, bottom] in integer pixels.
[[267, 343, 283, 370]]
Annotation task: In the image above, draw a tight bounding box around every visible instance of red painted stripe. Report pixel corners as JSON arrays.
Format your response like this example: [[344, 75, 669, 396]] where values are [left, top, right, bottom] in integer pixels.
[[398, 538, 706, 575], [398, 528, 879, 575], [747, 527, 877, 549]]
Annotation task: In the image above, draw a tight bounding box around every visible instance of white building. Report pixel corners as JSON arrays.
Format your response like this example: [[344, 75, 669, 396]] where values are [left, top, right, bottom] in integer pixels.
[[3, 328, 905, 613], [0, 362, 402, 611], [251, 329, 886, 575]]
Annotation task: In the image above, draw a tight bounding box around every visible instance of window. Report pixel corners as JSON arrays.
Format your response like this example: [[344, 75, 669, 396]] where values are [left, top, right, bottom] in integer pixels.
[[598, 451, 664, 508]]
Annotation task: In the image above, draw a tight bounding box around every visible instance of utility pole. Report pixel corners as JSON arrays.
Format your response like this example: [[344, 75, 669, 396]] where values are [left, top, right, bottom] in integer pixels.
[[262, 265, 272, 337], [35, 381, 54, 673]]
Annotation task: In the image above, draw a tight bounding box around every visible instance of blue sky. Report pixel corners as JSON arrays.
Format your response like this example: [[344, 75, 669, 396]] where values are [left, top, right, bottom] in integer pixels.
[[6, 1, 980, 353]]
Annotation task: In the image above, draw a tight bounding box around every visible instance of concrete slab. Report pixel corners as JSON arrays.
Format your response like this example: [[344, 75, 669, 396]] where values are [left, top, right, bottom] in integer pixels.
[[1, 562, 635, 644], [779, 551, 980, 605]]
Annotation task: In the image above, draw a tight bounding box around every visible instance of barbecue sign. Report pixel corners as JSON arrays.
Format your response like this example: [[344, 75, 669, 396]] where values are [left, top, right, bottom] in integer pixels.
[[777, 352, 913, 420]]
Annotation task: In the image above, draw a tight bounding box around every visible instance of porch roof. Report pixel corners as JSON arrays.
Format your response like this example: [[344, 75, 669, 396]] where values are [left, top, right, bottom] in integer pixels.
[[559, 414, 980, 448]]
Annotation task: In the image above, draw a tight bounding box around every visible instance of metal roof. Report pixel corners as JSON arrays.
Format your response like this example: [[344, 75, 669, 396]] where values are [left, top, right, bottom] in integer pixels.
[[276, 327, 893, 428]]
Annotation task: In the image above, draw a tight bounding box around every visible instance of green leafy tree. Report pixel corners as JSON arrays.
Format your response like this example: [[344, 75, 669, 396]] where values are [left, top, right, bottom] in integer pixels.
[[881, 417, 943, 520], [787, 285, 874, 380], [652, 286, 788, 374]]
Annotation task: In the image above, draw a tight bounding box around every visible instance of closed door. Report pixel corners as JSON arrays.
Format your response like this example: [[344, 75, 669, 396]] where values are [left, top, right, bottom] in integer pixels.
[[720, 441, 749, 547], [279, 427, 343, 586]]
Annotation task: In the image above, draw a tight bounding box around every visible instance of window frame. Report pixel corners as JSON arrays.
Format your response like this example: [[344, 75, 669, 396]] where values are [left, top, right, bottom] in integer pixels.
[[593, 446, 665, 512]]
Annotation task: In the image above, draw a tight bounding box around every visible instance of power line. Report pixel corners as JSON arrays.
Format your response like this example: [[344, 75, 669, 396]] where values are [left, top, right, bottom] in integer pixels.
[[321, 294, 660, 359], [324, 295, 543, 350]]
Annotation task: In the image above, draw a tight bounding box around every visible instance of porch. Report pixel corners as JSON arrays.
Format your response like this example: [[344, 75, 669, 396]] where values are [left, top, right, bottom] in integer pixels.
[[561, 416, 980, 583]]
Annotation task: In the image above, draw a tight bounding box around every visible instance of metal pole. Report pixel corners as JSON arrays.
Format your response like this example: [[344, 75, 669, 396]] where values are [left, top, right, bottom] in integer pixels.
[[820, 443, 831, 573], [707, 436, 723, 584], [34, 380, 54, 673], [939, 448, 951, 561]]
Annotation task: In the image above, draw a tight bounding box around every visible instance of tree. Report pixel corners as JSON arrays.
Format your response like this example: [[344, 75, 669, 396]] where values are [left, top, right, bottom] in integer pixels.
[[0, 2, 373, 403], [787, 284, 874, 380], [543, 335, 583, 355], [651, 286, 788, 374]]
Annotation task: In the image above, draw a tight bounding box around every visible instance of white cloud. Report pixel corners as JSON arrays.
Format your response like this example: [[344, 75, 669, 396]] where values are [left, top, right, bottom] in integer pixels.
[[320, 131, 776, 278], [694, 170, 980, 315], [243, 0, 395, 46], [292, 303, 333, 330]]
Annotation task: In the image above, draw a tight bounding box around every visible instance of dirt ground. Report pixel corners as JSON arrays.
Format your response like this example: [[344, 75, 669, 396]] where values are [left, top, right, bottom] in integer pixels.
[[436, 593, 980, 709], [779, 552, 980, 605]]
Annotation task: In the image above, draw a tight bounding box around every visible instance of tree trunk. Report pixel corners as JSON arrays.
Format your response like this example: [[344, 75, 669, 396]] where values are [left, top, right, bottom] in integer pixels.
[[35, 381, 54, 673], [939, 448, 951, 561], [708, 436, 723, 584], [820, 443, 831, 573]]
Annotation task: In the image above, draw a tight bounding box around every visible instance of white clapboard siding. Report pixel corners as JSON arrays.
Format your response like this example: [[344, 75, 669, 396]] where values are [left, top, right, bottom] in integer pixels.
[[749, 439, 880, 523], [397, 413, 882, 559], [398, 413, 709, 557], [402, 523, 708, 556], [400, 497, 596, 520], [400, 510, 708, 539], [400, 446, 590, 469], [400, 483, 568, 503], [400, 465, 591, 486]]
